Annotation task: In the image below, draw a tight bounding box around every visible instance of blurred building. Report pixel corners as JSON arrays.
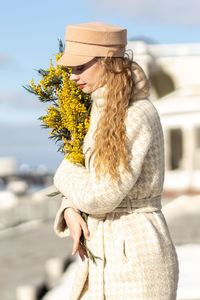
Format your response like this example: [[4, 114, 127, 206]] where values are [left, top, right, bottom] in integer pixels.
[[0, 157, 17, 176], [128, 41, 200, 99], [128, 41, 200, 195], [154, 87, 200, 194]]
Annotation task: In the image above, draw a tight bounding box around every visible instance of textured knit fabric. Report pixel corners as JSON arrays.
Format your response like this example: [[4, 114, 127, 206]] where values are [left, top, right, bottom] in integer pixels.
[[53, 87, 179, 300]]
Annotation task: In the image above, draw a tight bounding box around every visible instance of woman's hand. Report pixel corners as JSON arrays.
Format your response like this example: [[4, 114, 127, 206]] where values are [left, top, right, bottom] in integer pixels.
[[63, 208, 90, 261]]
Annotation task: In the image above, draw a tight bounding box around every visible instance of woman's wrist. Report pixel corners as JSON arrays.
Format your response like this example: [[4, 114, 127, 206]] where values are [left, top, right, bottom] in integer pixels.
[[63, 207, 75, 218]]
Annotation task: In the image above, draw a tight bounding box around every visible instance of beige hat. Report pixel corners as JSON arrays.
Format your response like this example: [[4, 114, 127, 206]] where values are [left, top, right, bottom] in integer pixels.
[[57, 22, 127, 67]]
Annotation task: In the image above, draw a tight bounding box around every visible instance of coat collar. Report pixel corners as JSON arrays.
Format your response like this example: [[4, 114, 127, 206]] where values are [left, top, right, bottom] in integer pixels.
[[90, 84, 148, 106], [90, 85, 107, 108]]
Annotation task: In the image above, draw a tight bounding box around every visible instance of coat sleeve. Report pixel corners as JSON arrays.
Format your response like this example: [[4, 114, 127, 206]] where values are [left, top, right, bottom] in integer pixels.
[[53, 102, 153, 215]]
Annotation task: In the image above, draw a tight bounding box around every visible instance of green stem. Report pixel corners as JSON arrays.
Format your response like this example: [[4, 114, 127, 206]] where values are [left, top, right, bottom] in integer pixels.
[[80, 231, 102, 265]]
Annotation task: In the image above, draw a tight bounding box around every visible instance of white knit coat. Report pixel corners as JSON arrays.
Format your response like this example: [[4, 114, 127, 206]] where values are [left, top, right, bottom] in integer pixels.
[[53, 87, 179, 300]]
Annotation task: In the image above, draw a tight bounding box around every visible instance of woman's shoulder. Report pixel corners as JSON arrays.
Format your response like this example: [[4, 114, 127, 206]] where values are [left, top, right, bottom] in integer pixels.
[[127, 97, 158, 118], [126, 97, 162, 130]]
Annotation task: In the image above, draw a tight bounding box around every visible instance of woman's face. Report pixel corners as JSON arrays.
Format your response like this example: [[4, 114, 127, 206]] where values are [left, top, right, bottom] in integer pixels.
[[69, 58, 101, 94]]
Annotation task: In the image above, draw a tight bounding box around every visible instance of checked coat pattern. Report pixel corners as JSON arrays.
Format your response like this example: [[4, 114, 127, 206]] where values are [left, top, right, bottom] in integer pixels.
[[53, 86, 179, 300]]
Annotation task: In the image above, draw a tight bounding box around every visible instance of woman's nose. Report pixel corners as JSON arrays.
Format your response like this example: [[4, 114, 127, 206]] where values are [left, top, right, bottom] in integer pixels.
[[70, 73, 79, 81]]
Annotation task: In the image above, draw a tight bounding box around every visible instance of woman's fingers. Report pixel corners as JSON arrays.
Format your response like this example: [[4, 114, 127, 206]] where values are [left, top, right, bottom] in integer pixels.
[[72, 242, 88, 261], [78, 244, 87, 261], [72, 235, 80, 256], [63, 208, 90, 257], [80, 220, 90, 240], [72, 240, 89, 261]]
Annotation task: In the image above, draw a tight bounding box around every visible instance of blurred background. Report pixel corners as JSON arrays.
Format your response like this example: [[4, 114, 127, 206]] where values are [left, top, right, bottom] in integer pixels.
[[0, 0, 200, 299]]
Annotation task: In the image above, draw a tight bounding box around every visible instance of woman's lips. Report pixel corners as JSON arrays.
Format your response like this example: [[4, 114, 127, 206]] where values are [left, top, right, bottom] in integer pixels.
[[77, 83, 86, 88]]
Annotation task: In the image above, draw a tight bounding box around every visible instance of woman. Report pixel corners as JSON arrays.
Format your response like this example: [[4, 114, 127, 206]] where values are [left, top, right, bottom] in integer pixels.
[[53, 22, 179, 300]]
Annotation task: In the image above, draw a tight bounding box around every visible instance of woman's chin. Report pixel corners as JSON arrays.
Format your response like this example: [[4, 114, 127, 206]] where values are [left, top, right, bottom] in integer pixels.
[[82, 86, 92, 94]]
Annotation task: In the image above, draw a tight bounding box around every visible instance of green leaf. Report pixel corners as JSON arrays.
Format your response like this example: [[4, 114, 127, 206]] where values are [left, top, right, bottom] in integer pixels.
[[35, 68, 50, 76], [46, 191, 61, 197], [58, 39, 65, 53], [22, 85, 37, 95]]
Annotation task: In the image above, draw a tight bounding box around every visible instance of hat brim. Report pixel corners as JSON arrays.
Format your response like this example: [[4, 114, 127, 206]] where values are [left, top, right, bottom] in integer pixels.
[[56, 53, 95, 67]]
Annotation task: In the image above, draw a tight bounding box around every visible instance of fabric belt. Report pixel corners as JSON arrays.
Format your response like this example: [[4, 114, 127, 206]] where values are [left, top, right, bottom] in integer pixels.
[[90, 195, 162, 219], [115, 194, 162, 213]]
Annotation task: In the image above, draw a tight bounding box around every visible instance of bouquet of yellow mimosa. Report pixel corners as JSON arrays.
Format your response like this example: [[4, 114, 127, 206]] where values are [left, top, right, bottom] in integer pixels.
[[23, 40, 100, 263]]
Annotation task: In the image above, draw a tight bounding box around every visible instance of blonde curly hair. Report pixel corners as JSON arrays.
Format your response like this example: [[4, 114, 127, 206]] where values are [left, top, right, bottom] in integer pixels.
[[92, 54, 150, 181]]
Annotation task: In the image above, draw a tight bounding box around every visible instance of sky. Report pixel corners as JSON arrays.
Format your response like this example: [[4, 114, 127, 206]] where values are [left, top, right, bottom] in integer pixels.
[[0, 0, 200, 171], [1, 0, 200, 117]]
